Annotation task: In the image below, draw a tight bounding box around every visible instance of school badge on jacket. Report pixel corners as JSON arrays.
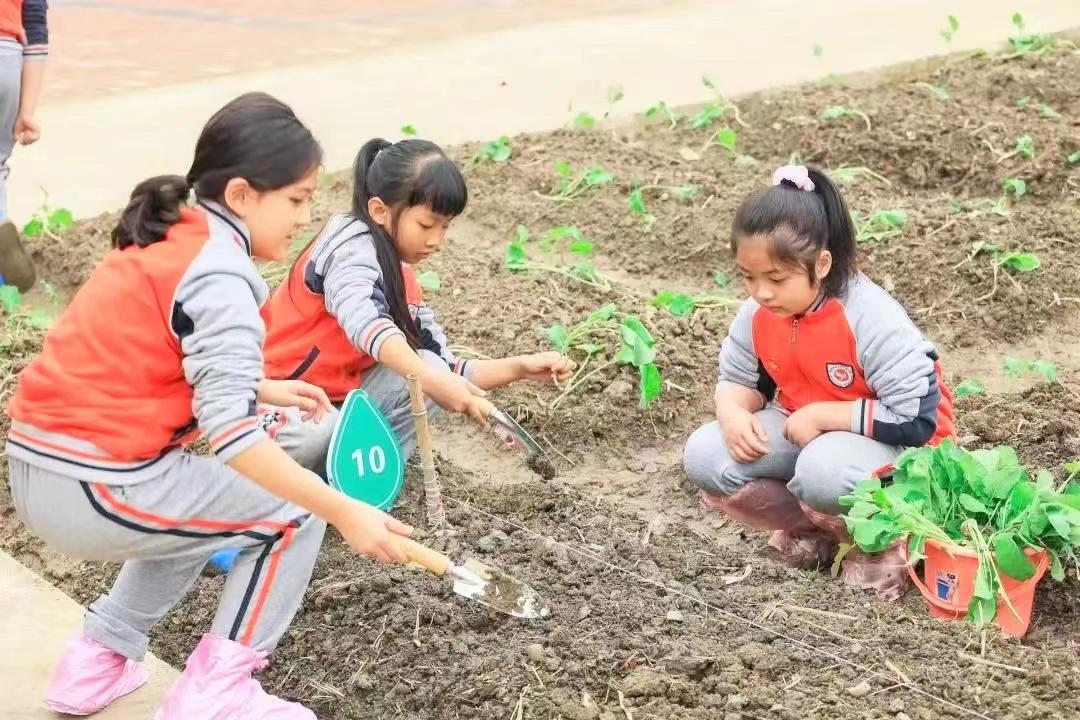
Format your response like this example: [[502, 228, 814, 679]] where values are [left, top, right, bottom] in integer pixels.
[[826, 362, 855, 388]]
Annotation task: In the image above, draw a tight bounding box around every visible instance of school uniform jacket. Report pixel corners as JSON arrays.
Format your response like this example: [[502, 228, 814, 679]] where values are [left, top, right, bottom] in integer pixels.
[[718, 274, 954, 446], [262, 212, 467, 402], [7, 201, 270, 482]]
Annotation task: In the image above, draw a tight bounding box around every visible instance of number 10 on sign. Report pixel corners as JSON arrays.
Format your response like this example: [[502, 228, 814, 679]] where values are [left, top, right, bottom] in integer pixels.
[[326, 389, 404, 511]]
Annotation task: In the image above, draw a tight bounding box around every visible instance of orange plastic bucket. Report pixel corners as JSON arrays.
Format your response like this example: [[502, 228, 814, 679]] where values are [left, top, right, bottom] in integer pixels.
[[902, 538, 1049, 637]]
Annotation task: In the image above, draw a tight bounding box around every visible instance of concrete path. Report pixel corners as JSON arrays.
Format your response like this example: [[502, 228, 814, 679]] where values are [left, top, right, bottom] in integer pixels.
[[8, 0, 1080, 221], [0, 551, 177, 719]]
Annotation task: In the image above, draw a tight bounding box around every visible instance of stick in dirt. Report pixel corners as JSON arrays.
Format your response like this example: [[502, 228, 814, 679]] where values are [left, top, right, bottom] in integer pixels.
[[407, 373, 445, 528]]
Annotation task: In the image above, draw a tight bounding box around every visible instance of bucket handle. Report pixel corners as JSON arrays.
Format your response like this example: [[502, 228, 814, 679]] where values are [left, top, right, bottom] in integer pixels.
[[899, 540, 1049, 617]]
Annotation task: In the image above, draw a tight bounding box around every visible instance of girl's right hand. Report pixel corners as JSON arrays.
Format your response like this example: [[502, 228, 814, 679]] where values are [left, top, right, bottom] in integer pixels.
[[719, 407, 769, 464], [423, 371, 494, 428], [333, 499, 413, 564]]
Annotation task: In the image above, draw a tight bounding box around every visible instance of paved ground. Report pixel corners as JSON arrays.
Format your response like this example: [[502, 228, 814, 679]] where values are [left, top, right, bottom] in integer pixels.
[[4, 1, 1080, 717]]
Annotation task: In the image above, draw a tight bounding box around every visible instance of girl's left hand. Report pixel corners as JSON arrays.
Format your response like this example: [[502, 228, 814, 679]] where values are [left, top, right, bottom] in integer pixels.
[[783, 405, 825, 447], [258, 379, 334, 422], [518, 352, 576, 384]]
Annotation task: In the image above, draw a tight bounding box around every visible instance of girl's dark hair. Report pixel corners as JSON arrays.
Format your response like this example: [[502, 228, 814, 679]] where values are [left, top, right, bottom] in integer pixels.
[[351, 138, 468, 349], [731, 166, 856, 297], [112, 92, 322, 249]]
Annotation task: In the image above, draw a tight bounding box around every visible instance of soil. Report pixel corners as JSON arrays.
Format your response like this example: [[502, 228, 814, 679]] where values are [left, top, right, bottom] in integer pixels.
[[4, 45, 1080, 720]]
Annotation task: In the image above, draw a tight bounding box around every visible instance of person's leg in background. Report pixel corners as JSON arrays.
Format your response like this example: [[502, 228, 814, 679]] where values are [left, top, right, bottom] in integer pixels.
[[0, 39, 35, 291]]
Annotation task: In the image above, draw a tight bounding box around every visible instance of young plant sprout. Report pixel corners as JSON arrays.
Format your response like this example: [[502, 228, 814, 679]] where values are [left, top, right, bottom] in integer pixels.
[[820, 105, 872, 131], [466, 136, 513, 170], [643, 100, 681, 128], [537, 162, 615, 201], [692, 76, 748, 129], [852, 209, 907, 243], [915, 82, 950, 102], [941, 15, 960, 42], [506, 225, 612, 291], [954, 377, 986, 398]]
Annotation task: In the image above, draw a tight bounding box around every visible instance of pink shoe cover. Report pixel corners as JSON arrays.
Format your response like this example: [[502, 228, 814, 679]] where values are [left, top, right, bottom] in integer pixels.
[[44, 634, 149, 715], [154, 634, 315, 720]]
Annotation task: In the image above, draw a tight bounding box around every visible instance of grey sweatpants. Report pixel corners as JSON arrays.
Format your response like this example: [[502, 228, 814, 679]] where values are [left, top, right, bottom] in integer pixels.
[[8, 454, 326, 661], [0, 40, 23, 219], [263, 349, 444, 477], [683, 406, 901, 513]]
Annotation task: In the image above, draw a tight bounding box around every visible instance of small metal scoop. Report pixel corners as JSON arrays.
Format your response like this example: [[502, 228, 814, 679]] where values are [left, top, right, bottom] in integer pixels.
[[489, 406, 556, 480], [393, 536, 545, 619]]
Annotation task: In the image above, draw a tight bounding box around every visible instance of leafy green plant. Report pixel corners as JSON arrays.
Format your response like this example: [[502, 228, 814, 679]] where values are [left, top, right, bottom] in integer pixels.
[[1068, 151, 1080, 165], [538, 162, 615, 201], [1004, 357, 1056, 384], [954, 377, 986, 398], [1007, 13, 1060, 55], [23, 201, 74, 241], [830, 165, 892, 187], [1016, 96, 1058, 118], [992, 177, 1028, 216], [417, 270, 441, 293], [651, 288, 736, 316], [915, 82, 950, 102], [0, 286, 53, 343], [820, 105, 872, 131], [643, 101, 681, 128], [962, 241, 1040, 274], [841, 441, 1080, 626], [400, 124, 418, 137], [466, 136, 512, 169], [546, 303, 661, 409], [812, 44, 824, 58], [604, 84, 624, 118], [572, 112, 597, 129], [506, 225, 611, 291], [628, 184, 699, 231], [998, 134, 1035, 163], [691, 76, 748, 129], [852, 209, 907, 243], [941, 15, 959, 42]]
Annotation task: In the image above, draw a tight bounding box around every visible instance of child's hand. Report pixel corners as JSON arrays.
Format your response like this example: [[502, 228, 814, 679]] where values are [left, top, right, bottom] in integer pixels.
[[720, 408, 769, 463], [14, 115, 40, 145], [423, 371, 493, 429], [258, 379, 333, 422], [518, 352, 576, 384], [783, 405, 825, 447], [333, 499, 413, 564]]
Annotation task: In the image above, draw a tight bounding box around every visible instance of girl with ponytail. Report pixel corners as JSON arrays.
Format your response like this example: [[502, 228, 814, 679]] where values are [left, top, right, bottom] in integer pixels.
[[9, 93, 414, 720], [683, 165, 954, 599], [262, 138, 574, 475]]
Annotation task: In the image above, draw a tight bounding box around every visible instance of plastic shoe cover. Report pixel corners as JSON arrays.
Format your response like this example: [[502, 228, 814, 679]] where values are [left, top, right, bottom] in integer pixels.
[[767, 529, 838, 570], [154, 634, 315, 720], [839, 541, 910, 601], [799, 502, 851, 543], [45, 634, 149, 715]]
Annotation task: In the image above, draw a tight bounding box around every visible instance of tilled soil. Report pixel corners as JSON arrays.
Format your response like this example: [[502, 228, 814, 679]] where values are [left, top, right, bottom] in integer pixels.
[[3, 43, 1080, 720]]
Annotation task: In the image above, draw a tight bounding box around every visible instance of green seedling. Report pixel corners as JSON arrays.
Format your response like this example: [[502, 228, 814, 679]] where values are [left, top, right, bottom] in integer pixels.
[[992, 177, 1028, 216], [0, 286, 54, 347], [820, 105, 872, 131], [852, 209, 907, 243], [961, 241, 1040, 275], [643, 101, 681, 128], [1004, 357, 1056, 385], [941, 15, 959, 42], [604, 85, 624, 118], [538, 162, 615, 201], [23, 201, 74, 241], [713, 272, 729, 288], [628, 184, 698, 231], [915, 82, 950, 102], [466, 136, 512, 170], [841, 440, 1080, 627], [651, 289, 736, 317], [572, 112, 597, 129], [417, 270, 441, 293], [812, 44, 824, 58], [830, 165, 892, 187], [400, 124, 418, 137], [1066, 151, 1080, 165], [546, 303, 662, 409], [506, 225, 611, 291], [817, 74, 842, 88], [692, 76, 748, 129], [1007, 14, 1064, 55], [700, 126, 755, 164], [954, 377, 986, 398], [1016, 97, 1059, 118]]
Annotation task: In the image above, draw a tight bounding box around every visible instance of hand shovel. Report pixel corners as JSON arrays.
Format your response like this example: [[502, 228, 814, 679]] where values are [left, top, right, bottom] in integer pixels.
[[488, 406, 556, 479], [393, 536, 545, 619]]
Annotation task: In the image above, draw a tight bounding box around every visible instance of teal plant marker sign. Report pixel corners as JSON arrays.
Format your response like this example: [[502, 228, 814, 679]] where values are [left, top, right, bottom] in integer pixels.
[[326, 389, 404, 510]]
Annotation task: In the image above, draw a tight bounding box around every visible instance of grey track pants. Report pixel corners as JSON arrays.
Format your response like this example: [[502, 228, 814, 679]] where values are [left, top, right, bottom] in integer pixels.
[[683, 406, 901, 514], [0, 39, 23, 219], [8, 453, 326, 660], [263, 349, 444, 477]]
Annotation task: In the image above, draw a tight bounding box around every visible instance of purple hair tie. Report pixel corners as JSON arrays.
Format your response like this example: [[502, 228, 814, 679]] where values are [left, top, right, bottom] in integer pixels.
[[772, 165, 815, 192]]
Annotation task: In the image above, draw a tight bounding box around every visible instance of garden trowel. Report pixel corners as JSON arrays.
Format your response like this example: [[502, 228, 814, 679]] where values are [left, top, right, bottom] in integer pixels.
[[488, 406, 556, 479], [393, 536, 544, 620]]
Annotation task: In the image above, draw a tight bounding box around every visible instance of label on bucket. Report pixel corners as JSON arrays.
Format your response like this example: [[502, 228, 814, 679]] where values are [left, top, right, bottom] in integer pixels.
[[935, 570, 958, 602]]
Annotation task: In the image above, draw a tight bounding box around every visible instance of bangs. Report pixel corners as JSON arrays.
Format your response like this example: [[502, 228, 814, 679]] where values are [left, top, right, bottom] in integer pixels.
[[408, 155, 468, 217]]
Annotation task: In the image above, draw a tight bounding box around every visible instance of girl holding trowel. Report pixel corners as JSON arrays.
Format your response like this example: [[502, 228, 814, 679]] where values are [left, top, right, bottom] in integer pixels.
[[260, 137, 575, 477], [6, 93, 413, 720]]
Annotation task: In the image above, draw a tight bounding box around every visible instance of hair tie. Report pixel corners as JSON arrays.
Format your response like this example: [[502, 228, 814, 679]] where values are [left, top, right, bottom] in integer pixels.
[[772, 165, 815, 192]]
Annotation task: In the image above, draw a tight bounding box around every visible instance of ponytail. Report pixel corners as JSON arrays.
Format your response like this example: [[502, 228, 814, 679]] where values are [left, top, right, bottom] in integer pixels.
[[731, 164, 857, 297], [350, 137, 468, 350], [111, 92, 321, 251], [111, 175, 191, 249]]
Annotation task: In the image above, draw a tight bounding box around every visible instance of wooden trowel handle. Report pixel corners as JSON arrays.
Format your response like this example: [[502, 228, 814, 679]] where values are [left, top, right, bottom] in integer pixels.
[[392, 536, 452, 576]]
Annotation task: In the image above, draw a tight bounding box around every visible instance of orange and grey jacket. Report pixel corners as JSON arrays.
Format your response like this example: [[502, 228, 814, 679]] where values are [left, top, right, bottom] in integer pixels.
[[263, 212, 468, 402], [719, 274, 954, 446], [7, 201, 270, 482]]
